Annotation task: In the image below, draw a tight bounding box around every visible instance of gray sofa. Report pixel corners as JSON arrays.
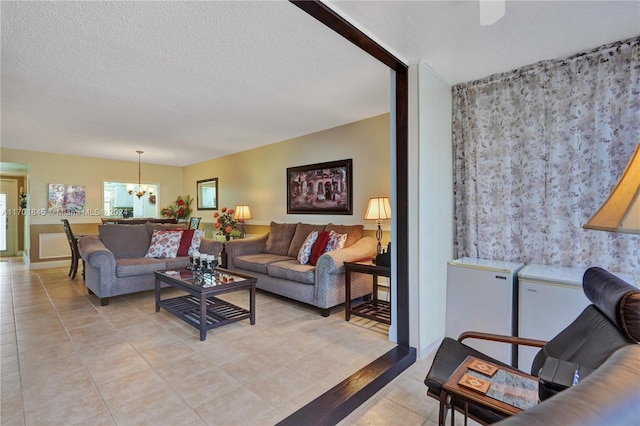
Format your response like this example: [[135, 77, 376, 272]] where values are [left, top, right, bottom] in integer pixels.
[[225, 222, 378, 316], [78, 223, 223, 306]]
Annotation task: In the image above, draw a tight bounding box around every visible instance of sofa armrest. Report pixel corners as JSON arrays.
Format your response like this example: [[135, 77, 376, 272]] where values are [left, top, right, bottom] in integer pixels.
[[224, 234, 268, 268], [198, 238, 223, 257], [78, 235, 116, 271], [316, 237, 378, 275]]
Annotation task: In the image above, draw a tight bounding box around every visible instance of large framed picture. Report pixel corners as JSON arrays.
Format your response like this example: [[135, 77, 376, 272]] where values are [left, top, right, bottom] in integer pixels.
[[197, 178, 218, 210], [287, 159, 352, 215]]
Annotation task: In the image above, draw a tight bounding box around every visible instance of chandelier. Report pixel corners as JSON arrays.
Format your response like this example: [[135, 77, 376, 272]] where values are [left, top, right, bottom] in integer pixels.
[[128, 150, 152, 199]]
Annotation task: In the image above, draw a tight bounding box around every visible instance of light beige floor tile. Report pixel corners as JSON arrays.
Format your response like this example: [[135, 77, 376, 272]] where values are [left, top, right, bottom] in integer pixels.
[[195, 386, 274, 426], [171, 367, 243, 409], [244, 366, 315, 408], [155, 351, 222, 384], [219, 352, 281, 384], [96, 368, 170, 409], [354, 397, 426, 426], [23, 383, 107, 425], [109, 387, 193, 426]]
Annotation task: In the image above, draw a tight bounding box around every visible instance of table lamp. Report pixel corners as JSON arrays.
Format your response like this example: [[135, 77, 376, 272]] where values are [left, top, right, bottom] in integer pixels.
[[233, 205, 252, 238], [364, 197, 391, 254]]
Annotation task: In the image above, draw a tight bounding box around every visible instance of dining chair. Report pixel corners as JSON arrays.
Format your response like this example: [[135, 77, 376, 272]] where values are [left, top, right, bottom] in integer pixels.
[[61, 219, 81, 279], [189, 217, 201, 229]]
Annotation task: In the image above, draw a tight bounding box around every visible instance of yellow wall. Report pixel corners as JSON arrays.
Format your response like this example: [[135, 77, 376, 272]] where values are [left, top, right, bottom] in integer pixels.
[[184, 113, 391, 234], [1, 113, 391, 264]]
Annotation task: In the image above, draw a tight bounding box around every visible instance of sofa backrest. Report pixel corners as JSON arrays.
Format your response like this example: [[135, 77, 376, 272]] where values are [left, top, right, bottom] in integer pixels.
[[98, 224, 150, 259], [264, 222, 366, 257]]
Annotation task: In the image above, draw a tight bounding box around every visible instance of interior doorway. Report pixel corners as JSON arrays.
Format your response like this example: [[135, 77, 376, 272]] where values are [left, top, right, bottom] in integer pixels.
[[0, 178, 19, 256]]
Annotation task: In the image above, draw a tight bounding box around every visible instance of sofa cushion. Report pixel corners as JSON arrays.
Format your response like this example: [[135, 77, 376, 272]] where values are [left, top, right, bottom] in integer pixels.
[[324, 224, 363, 248], [297, 231, 318, 265], [234, 253, 293, 275], [145, 230, 183, 259], [177, 229, 195, 256], [310, 231, 330, 266], [115, 257, 167, 278], [165, 256, 191, 269], [324, 230, 347, 252], [268, 260, 316, 285], [287, 223, 326, 257], [264, 222, 297, 255], [99, 224, 150, 259]]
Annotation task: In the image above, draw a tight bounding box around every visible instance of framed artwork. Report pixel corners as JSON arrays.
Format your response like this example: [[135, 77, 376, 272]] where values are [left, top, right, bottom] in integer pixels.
[[287, 159, 352, 215], [197, 178, 218, 210], [47, 184, 86, 214]]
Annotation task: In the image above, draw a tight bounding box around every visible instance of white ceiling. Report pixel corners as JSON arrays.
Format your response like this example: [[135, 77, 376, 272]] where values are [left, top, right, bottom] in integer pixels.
[[2, 1, 638, 167]]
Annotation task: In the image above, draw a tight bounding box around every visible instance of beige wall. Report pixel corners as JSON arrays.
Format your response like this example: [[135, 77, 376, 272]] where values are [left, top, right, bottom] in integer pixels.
[[1, 113, 390, 264], [0, 149, 184, 263], [184, 113, 392, 238], [0, 149, 184, 225]]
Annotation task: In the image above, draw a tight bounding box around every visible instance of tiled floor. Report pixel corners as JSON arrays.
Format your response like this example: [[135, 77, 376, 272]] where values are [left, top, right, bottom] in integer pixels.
[[0, 258, 463, 426]]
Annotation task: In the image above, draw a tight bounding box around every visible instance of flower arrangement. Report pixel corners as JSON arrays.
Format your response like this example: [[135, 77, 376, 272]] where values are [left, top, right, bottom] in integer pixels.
[[160, 195, 193, 221], [214, 207, 237, 239]]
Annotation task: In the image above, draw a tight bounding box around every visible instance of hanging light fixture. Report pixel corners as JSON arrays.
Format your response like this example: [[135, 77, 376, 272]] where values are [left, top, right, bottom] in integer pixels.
[[128, 150, 152, 199]]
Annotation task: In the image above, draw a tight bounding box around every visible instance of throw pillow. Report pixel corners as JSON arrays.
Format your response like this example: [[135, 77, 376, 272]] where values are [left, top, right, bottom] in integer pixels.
[[145, 230, 183, 259], [309, 231, 330, 266], [189, 229, 205, 255], [324, 230, 347, 253], [177, 229, 195, 257], [297, 231, 319, 265]]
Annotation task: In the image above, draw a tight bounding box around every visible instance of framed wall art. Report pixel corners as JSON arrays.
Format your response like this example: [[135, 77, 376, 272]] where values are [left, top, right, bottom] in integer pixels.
[[197, 178, 218, 210], [287, 159, 352, 215]]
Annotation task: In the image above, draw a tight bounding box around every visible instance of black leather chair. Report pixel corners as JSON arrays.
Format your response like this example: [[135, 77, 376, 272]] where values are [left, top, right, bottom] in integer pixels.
[[61, 219, 81, 279], [424, 267, 640, 425]]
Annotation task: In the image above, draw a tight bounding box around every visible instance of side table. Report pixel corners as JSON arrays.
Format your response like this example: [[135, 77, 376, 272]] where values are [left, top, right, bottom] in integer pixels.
[[442, 356, 539, 425], [344, 260, 391, 324]]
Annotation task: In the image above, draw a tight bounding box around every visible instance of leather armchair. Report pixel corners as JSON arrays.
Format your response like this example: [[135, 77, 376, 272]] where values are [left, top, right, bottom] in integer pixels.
[[424, 267, 640, 425]]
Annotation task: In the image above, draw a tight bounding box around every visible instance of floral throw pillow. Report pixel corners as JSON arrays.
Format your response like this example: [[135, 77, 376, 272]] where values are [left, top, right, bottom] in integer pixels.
[[189, 229, 205, 255], [324, 230, 347, 253], [297, 231, 319, 265], [145, 230, 183, 259]]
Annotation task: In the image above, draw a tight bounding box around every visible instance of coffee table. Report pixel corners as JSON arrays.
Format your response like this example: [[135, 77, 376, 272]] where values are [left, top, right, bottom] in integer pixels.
[[154, 267, 256, 341], [442, 356, 539, 425]]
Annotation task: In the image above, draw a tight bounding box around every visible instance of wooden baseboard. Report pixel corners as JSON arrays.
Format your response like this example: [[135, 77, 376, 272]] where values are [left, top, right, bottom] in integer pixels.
[[277, 345, 416, 426]]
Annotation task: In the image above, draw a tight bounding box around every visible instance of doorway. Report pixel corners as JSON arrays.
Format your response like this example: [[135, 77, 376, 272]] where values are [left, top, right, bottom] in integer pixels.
[[0, 178, 19, 257]]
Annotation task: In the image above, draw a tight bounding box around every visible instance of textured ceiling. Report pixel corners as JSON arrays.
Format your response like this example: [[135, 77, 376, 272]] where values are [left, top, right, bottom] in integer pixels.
[[2, 1, 638, 167]]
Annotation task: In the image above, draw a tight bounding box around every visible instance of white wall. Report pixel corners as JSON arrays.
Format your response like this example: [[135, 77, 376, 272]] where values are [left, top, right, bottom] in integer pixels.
[[408, 61, 454, 359]]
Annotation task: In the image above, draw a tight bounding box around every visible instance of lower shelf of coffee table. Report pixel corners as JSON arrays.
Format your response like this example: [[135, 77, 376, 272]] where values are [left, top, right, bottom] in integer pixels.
[[160, 295, 250, 330], [350, 300, 391, 324]]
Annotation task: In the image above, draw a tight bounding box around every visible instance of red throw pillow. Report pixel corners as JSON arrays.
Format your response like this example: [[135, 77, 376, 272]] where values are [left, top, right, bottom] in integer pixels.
[[309, 231, 330, 266], [177, 229, 195, 256]]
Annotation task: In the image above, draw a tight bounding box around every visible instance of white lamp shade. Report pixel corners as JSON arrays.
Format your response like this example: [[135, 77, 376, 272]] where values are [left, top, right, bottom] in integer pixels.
[[584, 142, 640, 234], [233, 205, 252, 221], [364, 197, 392, 221]]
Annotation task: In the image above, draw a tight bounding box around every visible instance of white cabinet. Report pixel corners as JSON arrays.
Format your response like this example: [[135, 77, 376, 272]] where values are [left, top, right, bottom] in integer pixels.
[[446, 257, 524, 366]]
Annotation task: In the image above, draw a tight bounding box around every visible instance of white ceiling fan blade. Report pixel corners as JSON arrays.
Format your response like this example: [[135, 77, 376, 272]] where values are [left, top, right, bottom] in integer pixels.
[[479, 0, 505, 26]]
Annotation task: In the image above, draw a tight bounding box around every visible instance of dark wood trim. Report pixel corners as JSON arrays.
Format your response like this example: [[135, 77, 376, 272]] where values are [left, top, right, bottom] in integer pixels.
[[394, 67, 410, 346], [285, 2, 413, 424], [289, 2, 406, 71], [277, 346, 417, 426]]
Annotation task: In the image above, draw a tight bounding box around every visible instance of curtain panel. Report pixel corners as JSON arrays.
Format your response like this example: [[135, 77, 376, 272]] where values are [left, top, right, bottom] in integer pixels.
[[452, 37, 640, 275]]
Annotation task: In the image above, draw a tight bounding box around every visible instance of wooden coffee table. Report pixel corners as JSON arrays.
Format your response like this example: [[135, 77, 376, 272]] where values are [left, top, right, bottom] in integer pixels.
[[442, 356, 539, 425], [154, 267, 256, 341]]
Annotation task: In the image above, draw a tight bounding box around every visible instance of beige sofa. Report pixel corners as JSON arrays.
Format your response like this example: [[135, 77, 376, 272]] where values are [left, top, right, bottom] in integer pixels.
[[225, 222, 378, 316]]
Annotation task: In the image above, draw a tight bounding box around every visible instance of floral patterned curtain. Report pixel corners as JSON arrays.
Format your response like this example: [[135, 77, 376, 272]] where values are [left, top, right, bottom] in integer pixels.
[[452, 37, 640, 275]]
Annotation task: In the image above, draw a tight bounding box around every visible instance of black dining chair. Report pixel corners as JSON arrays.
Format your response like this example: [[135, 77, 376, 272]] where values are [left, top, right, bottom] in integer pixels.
[[61, 219, 81, 279], [189, 217, 201, 229]]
